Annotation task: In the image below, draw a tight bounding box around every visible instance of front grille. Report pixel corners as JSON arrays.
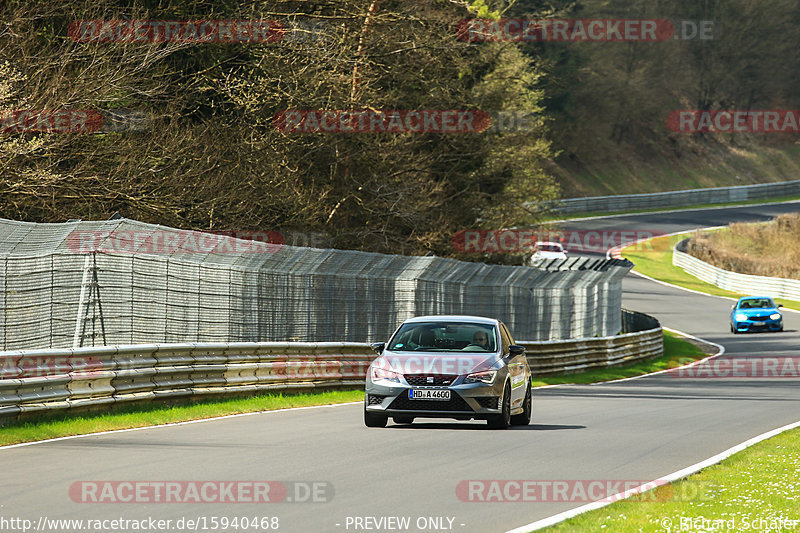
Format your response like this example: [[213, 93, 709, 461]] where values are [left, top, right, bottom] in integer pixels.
[[748, 315, 772, 321], [405, 374, 458, 386], [476, 396, 499, 409], [388, 392, 472, 412], [368, 395, 386, 405]]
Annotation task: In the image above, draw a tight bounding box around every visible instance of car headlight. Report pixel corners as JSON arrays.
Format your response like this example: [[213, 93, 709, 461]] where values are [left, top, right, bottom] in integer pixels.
[[770, 313, 782, 320], [464, 370, 497, 385], [735, 314, 748, 322], [370, 366, 402, 383]]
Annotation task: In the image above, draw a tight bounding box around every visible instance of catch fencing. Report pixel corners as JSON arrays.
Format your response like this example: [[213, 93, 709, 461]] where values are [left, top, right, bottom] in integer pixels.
[[555, 179, 800, 215], [0, 310, 661, 423], [0, 218, 632, 349], [673, 238, 800, 301]]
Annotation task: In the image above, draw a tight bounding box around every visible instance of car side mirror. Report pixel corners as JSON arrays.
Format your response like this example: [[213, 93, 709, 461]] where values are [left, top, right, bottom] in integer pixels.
[[370, 342, 385, 355], [508, 344, 526, 357], [778, 304, 784, 308]]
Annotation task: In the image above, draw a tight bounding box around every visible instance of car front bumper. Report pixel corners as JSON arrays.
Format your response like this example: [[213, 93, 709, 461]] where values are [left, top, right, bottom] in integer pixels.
[[733, 318, 782, 332], [365, 380, 505, 420]]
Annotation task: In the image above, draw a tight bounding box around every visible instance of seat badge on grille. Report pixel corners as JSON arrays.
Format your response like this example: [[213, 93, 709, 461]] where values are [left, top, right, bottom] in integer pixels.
[[426, 376, 434, 384]]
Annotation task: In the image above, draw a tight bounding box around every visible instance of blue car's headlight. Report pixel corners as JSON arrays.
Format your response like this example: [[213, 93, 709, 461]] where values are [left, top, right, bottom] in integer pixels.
[[464, 370, 497, 385], [770, 313, 782, 320], [735, 313, 748, 322]]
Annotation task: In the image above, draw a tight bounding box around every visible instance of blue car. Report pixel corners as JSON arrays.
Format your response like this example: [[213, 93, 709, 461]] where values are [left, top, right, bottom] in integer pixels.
[[730, 296, 784, 334]]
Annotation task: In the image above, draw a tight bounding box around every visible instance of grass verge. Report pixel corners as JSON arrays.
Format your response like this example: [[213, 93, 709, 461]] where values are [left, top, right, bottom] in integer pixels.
[[532, 331, 710, 387], [543, 425, 800, 532], [0, 389, 364, 447], [621, 232, 800, 311]]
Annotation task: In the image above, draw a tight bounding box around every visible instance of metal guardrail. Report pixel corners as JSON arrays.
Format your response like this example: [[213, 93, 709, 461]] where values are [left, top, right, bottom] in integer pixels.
[[555, 180, 800, 215], [673, 238, 800, 301], [0, 342, 375, 423], [523, 310, 662, 375], [522, 328, 663, 375], [0, 310, 662, 423]]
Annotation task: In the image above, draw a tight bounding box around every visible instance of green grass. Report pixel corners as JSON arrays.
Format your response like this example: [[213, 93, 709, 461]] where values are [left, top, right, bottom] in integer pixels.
[[621, 232, 800, 311], [542, 194, 800, 222], [543, 425, 800, 532], [0, 389, 364, 447], [532, 331, 708, 387]]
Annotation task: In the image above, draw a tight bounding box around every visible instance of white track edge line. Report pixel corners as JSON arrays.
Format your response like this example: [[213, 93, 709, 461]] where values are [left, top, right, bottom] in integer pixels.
[[0, 401, 363, 451], [506, 417, 800, 533], [586, 327, 725, 385], [535, 327, 724, 389]]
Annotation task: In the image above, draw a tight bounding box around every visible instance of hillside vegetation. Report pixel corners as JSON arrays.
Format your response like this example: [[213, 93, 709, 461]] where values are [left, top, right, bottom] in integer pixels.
[[533, 0, 800, 196], [1, 0, 799, 256]]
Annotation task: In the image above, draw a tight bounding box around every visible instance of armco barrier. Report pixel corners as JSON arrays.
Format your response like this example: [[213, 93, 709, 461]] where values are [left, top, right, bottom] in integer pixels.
[[0, 312, 661, 423], [673, 239, 800, 301], [522, 310, 662, 375], [0, 342, 374, 423], [555, 180, 800, 215]]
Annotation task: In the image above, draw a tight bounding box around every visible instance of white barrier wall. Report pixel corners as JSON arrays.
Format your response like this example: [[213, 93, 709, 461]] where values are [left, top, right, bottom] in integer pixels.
[[673, 239, 800, 301]]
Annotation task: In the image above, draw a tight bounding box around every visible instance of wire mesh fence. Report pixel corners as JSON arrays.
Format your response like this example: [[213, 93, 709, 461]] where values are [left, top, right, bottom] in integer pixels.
[[0, 218, 632, 350]]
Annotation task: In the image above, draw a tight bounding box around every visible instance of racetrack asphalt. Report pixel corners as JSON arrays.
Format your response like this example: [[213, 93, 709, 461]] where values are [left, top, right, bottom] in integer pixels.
[[2, 202, 799, 533]]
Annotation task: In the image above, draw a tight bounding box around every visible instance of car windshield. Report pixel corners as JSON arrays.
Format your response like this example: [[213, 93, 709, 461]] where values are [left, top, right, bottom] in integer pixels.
[[738, 298, 776, 309], [387, 322, 498, 352], [538, 244, 562, 252]]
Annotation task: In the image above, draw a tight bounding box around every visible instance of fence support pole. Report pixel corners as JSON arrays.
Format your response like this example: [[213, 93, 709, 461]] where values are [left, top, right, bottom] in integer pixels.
[[73, 254, 92, 348]]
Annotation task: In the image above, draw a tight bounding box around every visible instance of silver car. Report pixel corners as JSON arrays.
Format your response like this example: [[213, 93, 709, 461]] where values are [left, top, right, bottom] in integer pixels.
[[364, 315, 532, 429]]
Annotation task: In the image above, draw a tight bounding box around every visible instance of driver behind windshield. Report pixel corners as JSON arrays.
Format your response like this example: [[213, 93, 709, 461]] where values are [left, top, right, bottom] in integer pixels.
[[387, 323, 496, 352], [472, 330, 490, 350]]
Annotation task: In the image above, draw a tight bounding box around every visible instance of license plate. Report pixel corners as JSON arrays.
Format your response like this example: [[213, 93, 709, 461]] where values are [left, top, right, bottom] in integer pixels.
[[752, 321, 766, 326], [409, 389, 450, 401]]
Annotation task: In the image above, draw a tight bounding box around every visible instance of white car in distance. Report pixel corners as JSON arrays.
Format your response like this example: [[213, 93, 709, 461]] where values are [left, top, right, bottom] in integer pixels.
[[529, 241, 567, 266]]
